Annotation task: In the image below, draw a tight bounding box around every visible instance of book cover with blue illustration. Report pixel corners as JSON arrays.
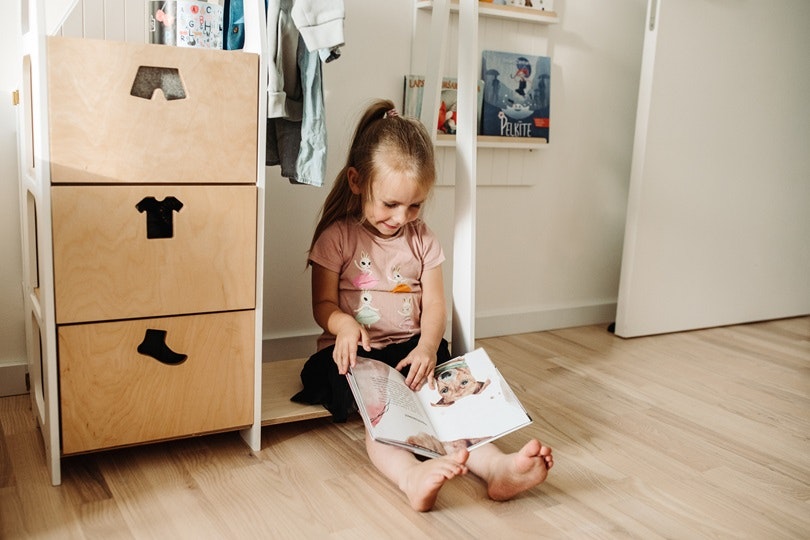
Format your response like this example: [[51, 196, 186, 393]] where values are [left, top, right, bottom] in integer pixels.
[[480, 50, 551, 140]]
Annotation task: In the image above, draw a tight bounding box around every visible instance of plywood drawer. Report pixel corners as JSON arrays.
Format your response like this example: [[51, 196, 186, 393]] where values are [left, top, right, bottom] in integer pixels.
[[47, 36, 258, 184], [52, 185, 256, 324], [59, 310, 255, 454]]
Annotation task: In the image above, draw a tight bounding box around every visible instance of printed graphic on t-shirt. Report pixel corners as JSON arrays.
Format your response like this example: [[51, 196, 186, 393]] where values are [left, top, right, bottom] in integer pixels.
[[397, 295, 416, 334], [351, 251, 379, 289], [388, 265, 412, 293], [354, 290, 381, 328], [348, 249, 421, 334]]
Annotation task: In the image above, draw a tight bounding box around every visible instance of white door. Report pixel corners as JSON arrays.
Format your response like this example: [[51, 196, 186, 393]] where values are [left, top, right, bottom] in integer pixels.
[[615, 0, 810, 337]]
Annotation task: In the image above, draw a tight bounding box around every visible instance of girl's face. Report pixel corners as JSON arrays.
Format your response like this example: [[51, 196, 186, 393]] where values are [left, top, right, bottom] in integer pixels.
[[348, 162, 427, 238]]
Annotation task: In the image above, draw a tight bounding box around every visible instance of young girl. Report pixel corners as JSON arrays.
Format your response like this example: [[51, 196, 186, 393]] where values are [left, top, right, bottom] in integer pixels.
[[292, 98, 554, 512]]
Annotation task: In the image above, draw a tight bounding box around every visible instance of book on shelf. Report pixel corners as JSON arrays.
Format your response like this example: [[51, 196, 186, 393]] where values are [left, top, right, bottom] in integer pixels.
[[347, 347, 532, 459], [480, 49, 551, 141], [403, 74, 484, 136], [146, 1, 225, 49]]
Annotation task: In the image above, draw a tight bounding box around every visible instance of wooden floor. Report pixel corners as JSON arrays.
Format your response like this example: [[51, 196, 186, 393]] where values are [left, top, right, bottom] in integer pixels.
[[1, 316, 808, 539]]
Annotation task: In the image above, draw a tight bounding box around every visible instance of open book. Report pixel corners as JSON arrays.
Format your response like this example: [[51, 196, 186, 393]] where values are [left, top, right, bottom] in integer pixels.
[[346, 348, 532, 458]]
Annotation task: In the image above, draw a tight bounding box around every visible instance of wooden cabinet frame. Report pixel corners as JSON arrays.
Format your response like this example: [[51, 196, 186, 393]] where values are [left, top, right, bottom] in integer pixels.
[[17, 0, 267, 485]]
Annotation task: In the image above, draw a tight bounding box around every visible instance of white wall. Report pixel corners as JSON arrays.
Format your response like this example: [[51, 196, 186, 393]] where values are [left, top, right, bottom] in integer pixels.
[[1, 0, 27, 392], [262, 0, 648, 357], [1, 1, 648, 370]]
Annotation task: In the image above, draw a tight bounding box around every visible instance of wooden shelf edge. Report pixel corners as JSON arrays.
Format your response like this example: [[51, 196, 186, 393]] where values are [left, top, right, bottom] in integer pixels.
[[435, 133, 548, 149], [261, 358, 330, 426], [416, 1, 560, 24]]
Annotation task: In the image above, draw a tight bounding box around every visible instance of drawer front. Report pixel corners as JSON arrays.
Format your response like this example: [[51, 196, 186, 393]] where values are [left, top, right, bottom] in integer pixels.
[[52, 185, 256, 324], [47, 36, 258, 184], [59, 310, 255, 454]]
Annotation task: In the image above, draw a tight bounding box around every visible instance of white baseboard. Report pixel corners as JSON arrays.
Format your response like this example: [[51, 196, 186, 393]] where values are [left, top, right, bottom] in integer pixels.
[[476, 301, 617, 338], [0, 362, 27, 397], [261, 302, 617, 361]]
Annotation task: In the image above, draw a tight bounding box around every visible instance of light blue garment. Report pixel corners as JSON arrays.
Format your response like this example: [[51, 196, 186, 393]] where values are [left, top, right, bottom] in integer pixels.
[[293, 33, 327, 186]]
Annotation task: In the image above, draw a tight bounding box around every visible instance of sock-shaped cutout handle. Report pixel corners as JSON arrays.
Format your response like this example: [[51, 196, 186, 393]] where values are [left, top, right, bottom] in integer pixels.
[[130, 66, 187, 101], [137, 329, 187, 365]]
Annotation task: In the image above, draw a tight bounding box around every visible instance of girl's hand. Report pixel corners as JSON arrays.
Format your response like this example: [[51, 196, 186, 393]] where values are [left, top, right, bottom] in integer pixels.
[[395, 344, 436, 391], [311, 264, 372, 375], [333, 323, 371, 375]]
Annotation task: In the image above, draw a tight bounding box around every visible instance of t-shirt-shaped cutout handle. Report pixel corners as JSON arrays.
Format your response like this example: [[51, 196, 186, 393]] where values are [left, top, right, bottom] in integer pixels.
[[136, 196, 183, 239], [130, 66, 187, 101]]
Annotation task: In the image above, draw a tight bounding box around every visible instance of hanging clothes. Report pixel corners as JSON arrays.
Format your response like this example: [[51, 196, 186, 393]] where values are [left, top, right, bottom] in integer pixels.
[[224, 0, 247, 50], [266, 34, 327, 186], [291, 0, 344, 63], [225, 0, 344, 187]]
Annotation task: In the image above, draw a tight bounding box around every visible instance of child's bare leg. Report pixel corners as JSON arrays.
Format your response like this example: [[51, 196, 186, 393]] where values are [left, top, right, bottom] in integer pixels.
[[365, 431, 469, 512], [466, 439, 553, 501]]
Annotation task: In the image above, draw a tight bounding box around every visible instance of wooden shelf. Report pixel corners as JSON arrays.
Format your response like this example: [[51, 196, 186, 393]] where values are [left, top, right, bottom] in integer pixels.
[[261, 358, 330, 426], [435, 133, 548, 149], [416, 1, 560, 24]]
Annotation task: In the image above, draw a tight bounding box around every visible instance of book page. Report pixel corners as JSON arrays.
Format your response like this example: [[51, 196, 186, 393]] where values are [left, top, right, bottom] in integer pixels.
[[415, 348, 532, 448], [348, 358, 440, 451]]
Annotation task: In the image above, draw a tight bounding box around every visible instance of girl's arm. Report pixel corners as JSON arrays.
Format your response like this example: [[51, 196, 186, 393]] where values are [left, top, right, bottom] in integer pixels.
[[396, 264, 447, 390], [311, 263, 371, 374]]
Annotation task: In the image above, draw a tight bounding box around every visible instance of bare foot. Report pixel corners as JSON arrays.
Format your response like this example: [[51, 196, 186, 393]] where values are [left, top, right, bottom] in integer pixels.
[[400, 449, 469, 512], [486, 439, 553, 501]]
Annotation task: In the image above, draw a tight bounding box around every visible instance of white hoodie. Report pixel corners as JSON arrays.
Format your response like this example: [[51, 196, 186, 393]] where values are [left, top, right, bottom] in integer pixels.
[[292, 0, 345, 53], [267, 0, 345, 118]]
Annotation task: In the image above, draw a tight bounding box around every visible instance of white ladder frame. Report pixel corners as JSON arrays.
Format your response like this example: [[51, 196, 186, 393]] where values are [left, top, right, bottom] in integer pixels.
[[417, 0, 478, 356]]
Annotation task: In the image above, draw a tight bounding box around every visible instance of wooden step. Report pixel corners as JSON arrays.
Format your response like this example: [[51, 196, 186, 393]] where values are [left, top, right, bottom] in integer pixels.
[[261, 358, 330, 426]]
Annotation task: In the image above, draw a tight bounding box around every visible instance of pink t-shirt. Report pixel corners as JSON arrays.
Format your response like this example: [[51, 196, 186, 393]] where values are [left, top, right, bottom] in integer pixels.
[[309, 218, 445, 351]]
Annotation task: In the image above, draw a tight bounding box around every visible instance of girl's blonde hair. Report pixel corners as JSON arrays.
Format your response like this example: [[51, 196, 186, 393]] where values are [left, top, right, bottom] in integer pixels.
[[310, 98, 437, 254]]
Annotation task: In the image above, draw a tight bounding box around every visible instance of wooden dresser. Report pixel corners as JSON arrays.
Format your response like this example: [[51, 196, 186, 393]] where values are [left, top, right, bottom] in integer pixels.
[[18, 10, 266, 483]]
